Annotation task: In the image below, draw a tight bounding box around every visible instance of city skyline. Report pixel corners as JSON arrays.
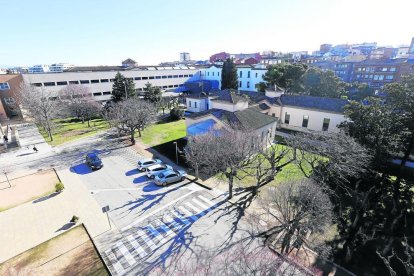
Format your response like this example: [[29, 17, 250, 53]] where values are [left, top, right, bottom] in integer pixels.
[[1, 0, 414, 67]]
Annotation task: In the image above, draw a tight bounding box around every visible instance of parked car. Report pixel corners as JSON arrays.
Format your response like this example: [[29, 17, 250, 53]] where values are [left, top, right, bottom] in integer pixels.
[[86, 153, 103, 170], [137, 158, 162, 171], [146, 164, 173, 179], [154, 169, 187, 186]]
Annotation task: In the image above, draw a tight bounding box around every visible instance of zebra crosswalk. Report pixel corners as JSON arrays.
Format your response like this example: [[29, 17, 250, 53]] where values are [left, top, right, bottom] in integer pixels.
[[103, 193, 217, 275]]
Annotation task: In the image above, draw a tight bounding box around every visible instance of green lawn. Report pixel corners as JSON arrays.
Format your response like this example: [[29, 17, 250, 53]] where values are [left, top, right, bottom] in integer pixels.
[[140, 119, 186, 146], [39, 118, 110, 146], [215, 144, 318, 188]]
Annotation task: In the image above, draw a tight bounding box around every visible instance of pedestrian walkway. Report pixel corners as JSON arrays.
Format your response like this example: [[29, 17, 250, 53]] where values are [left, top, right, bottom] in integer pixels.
[[15, 123, 52, 152], [102, 193, 218, 275]]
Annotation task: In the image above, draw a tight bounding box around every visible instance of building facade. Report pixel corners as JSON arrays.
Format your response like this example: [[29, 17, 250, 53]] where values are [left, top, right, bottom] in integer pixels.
[[0, 74, 23, 120], [22, 66, 199, 102]]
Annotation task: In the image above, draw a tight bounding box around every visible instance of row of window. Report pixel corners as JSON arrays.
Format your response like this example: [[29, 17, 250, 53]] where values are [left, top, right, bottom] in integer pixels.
[[3, 97, 15, 104], [239, 81, 250, 88], [284, 113, 330, 131], [33, 74, 194, 87], [356, 67, 396, 72], [0, 82, 10, 90], [355, 74, 394, 80]]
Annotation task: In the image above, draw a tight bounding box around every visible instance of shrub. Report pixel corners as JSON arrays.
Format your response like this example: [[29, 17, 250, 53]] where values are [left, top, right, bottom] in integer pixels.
[[55, 182, 64, 193], [170, 107, 185, 121], [71, 215, 79, 223]]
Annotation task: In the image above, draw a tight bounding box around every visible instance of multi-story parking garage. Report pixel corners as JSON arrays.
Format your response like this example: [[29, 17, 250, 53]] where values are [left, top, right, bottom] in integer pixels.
[[22, 65, 200, 101]]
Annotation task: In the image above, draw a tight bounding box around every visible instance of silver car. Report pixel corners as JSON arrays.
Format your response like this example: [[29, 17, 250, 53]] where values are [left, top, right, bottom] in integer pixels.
[[154, 169, 187, 186], [146, 164, 172, 179], [137, 158, 162, 171]]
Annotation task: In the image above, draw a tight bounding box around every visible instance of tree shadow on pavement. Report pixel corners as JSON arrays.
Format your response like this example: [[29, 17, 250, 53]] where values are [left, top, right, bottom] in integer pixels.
[[32, 192, 60, 203], [113, 183, 188, 217], [209, 187, 260, 249], [56, 222, 75, 232]]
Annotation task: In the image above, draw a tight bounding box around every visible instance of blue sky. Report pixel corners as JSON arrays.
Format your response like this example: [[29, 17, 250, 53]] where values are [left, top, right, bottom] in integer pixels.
[[1, 0, 413, 66]]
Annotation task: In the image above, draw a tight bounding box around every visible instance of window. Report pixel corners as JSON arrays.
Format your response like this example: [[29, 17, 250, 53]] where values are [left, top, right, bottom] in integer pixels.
[[142, 77, 148, 80], [239, 81, 242, 87], [212, 72, 214, 76], [110, 79, 116, 82], [189, 74, 193, 77], [149, 76, 155, 79], [255, 73, 258, 78], [4, 97, 15, 104], [162, 76, 167, 79], [0, 82, 10, 90], [178, 75, 183, 78], [390, 67, 396, 72], [247, 81, 250, 88], [80, 80, 89, 84], [247, 71, 250, 78], [189, 101, 192, 107], [100, 79, 109, 83], [43, 82, 56, 86], [272, 113, 275, 117], [302, 115, 309, 128], [284, 113, 290, 124], [218, 72, 220, 77], [173, 75, 178, 78], [134, 77, 141, 81], [155, 76, 161, 79], [386, 75, 394, 80], [56, 81, 68, 86], [33, 83, 42, 87], [167, 75, 173, 78], [195, 102, 197, 108], [90, 79, 99, 84], [207, 72, 210, 76], [322, 118, 330, 131], [102, 91, 111, 95], [240, 71, 242, 78], [93, 92, 102, 96]]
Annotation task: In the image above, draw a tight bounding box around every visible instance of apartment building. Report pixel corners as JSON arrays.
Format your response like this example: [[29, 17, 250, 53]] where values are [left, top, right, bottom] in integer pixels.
[[198, 65, 267, 92], [22, 65, 199, 101], [0, 74, 23, 120]]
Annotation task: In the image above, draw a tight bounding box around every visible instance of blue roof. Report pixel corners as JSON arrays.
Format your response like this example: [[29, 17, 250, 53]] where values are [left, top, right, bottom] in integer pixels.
[[187, 119, 218, 136], [280, 95, 348, 113]]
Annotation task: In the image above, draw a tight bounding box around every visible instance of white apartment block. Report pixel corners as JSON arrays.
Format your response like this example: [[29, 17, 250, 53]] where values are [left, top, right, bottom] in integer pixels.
[[28, 64, 50, 73], [198, 65, 267, 92], [49, 63, 75, 73], [23, 66, 199, 102]]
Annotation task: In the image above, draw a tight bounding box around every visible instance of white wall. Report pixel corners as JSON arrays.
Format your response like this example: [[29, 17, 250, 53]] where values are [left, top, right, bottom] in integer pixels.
[[211, 100, 248, 112], [186, 97, 208, 113], [201, 66, 266, 92], [23, 68, 199, 101], [280, 106, 345, 132]]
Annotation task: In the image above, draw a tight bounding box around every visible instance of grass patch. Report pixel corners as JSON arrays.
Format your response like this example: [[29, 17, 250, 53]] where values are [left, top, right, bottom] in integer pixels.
[[0, 225, 108, 275], [39, 118, 109, 146], [214, 144, 319, 188], [140, 118, 186, 146]]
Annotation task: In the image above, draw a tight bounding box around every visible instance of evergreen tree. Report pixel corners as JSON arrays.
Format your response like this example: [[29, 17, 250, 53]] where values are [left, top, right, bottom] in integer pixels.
[[221, 58, 238, 90], [143, 82, 162, 103], [111, 72, 136, 102]]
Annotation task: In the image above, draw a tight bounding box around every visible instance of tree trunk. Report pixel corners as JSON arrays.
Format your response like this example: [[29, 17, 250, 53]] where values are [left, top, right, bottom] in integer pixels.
[[130, 128, 135, 145], [82, 117, 85, 124], [138, 128, 142, 137], [228, 172, 234, 199], [87, 119, 90, 128], [48, 128, 53, 142]]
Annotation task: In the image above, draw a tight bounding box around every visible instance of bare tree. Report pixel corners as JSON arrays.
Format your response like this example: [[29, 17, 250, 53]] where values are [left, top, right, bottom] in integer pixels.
[[106, 97, 156, 144], [248, 139, 295, 193], [59, 85, 101, 126], [286, 131, 370, 189], [18, 84, 60, 141], [152, 243, 315, 276], [185, 129, 258, 199], [252, 179, 333, 258]]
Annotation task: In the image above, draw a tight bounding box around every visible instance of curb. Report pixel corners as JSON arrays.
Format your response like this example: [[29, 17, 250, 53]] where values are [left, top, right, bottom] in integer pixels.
[[82, 223, 112, 275]]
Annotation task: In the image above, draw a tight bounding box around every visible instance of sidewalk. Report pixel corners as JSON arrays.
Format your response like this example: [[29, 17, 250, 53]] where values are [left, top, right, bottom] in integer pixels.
[[0, 168, 112, 263]]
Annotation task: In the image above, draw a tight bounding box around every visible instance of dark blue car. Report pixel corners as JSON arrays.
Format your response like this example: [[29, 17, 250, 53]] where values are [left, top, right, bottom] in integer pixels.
[[86, 153, 103, 170]]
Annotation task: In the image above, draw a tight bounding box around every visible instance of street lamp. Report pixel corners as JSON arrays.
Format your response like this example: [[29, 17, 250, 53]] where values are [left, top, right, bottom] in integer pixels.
[[173, 142, 178, 165], [3, 170, 10, 188]]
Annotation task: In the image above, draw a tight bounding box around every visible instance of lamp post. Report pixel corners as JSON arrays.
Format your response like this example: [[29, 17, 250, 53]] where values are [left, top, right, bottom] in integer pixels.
[[3, 170, 10, 188], [173, 142, 178, 165]]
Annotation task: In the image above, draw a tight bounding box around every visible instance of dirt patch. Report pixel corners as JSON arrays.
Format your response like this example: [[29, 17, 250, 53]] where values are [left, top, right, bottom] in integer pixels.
[[0, 225, 108, 276], [0, 170, 58, 211], [61, 129, 89, 138]]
